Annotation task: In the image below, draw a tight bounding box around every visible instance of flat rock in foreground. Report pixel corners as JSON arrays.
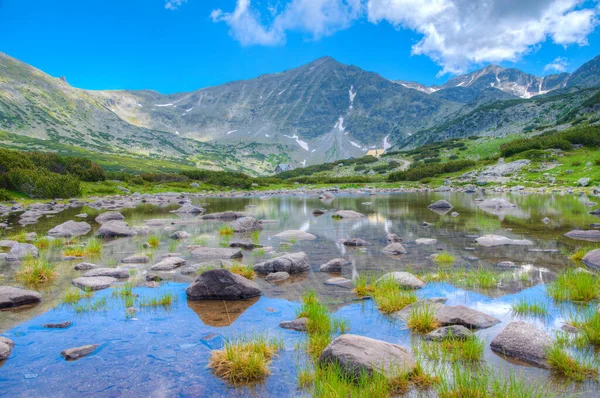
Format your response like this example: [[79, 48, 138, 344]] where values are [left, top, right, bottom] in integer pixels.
[[71, 276, 118, 291], [435, 305, 501, 329], [61, 344, 99, 361], [186, 269, 261, 300], [319, 334, 416, 379], [490, 321, 551, 368], [475, 234, 533, 247], [564, 230, 600, 242], [253, 252, 309, 274], [0, 286, 42, 309]]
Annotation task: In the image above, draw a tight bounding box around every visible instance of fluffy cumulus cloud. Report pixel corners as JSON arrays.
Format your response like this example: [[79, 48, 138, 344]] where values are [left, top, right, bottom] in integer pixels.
[[544, 56, 569, 73], [165, 0, 187, 10], [210, 0, 599, 74]]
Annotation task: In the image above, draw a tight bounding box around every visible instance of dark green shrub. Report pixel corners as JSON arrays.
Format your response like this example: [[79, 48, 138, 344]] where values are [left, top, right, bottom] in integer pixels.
[[0, 149, 36, 173], [0, 188, 12, 201], [388, 159, 476, 182], [449, 155, 459, 160], [7, 168, 81, 198]]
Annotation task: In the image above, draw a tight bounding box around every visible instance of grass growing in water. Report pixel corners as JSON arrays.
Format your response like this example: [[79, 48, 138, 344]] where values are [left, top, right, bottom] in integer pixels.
[[545, 343, 598, 381], [72, 297, 108, 314], [208, 335, 282, 385], [546, 268, 600, 303], [147, 235, 160, 248], [34, 237, 51, 250], [62, 288, 93, 304], [16, 257, 56, 286], [571, 311, 600, 347], [406, 303, 439, 334], [371, 277, 418, 314], [511, 299, 548, 317], [434, 252, 456, 265], [139, 293, 175, 309], [463, 267, 499, 289], [63, 242, 87, 257], [415, 335, 484, 362], [353, 275, 376, 296], [218, 225, 234, 236], [85, 238, 103, 256], [230, 264, 256, 280]]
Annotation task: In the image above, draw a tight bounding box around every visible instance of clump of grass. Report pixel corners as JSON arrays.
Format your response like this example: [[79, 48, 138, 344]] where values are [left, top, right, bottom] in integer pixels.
[[433, 252, 456, 265], [297, 367, 315, 389], [218, 225, 234, 236], [62, 287, 93, 304], [9, 231, 28, 243], [230, 264, 256, 280], [34, 237, 51, 250], [85, 238, 103, 256], [406, 303, 439, 334], [546, 343, 598, 381], [63, 243, 87, 257], [16, 257, 56, 286], [371, 277, 418, 314], [546, 268, 600, 303], [147, 235, 160, 248], [511, 299, 548, 317], [253, 248, 265, 257], [168, 240, 179, 252], [112, 281, 136, 307], [250, 230, 261, 244], [353, 275, 376, 296], [208, 335, 282, 385], [570, 248, 589, 263], [415, 335, 484, 362], [139, 293, 175, 309], [571, 311, 600, 347], [463, 267, 499, 289]]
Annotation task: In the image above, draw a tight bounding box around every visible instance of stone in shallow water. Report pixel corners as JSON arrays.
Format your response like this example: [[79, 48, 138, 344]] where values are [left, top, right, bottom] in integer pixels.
[[47, 220, 91, 238], [171, 204, 204, 214], [435, 305, 501, 330], [71, 276, 118, 291], [319, 258, 348, 272], [43, 321, 72, 329], [272, 230, 316, 240], [428, 199, 453, 209], [60, 344, 99, 361], [393, 298, 447, 320], [264, 271, 290, 282], [382, 242, 407, 254], [342, 238, 371, 247], [6, 243, 38, 261], [424, 325, 473, 341], [490, 321, 551, 368], [332, 210, 364, 219], [189, 246, 243, 260], [230, 216, 262, 232], [564, 230, 600, 242], [121, 254, 150, 264], [0, 336, 15, 361], [150, 257, 186, 271], [254, 252, 309, 274], [279, 317, 308, 331], [582, 249, 600, 270], [96, 221, 137, 238], [416, 238, 437, 245], [83, 268, 130, 279], [386, 233, 402, 243], [324, 277, 353, 286], [319, 334, 416, 379], [186, 269, 261, 300], [377, 272, 425, 289], [496, 261, 518, 268], [0, 286, 42, 309], [475, 235, 533, 247], [169, 231, 190, 240], [95, 211, 124, 224], [74, 262, 97, 271]]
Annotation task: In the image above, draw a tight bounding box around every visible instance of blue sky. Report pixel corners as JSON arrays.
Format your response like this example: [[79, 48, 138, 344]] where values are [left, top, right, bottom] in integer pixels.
[[1, 0, 599, 93]]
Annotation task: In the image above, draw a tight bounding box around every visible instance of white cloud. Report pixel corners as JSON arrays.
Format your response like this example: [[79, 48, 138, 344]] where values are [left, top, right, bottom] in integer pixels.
[[165, 0, 187, 10], [210, 0, 599, 74], [544, 56, 569, 73]]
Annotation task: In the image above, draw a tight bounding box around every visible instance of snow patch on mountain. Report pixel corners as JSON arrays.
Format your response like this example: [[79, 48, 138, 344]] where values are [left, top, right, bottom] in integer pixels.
[[349, 85, 357, 109], [284, 134, 309, 151]]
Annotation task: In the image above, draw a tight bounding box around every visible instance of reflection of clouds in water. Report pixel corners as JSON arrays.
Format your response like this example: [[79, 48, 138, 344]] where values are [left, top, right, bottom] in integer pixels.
[[470, 301, 511, 319], [335, 241, 346, 256], [351, 259, 358, 280], [384, 220, 391, 234], [299, 220, 310, 232]]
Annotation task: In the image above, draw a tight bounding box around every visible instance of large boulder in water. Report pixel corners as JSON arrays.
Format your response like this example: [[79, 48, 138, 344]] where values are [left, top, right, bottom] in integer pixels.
[[71, 276, 118, 291], [254, 252, 309, 274], [582, 249, 600, 270], [428, 200, 453, 209], [189, 246, 243, 260], [490, 321, 551, 368], [230, 216, 262, 233], [150, 257, 186, 271], [273, 230, 317, 240], [96, 221, 137, 238], [319, 258, 349, 272], [83, 268, 130, 279], [377, 272, 425, 289], [435, 305, 500, 329], [0, 286, 42, 309], [332, 210, 364, 219], [5, 243, 39, 261], [186, 269, 261, 300], [475, 235, 533, 247], [48, 220, 91, 237], [382, 242, 407, 254], [95, 211, 124, 224], [564, 230, 600, 242], [319, 334, 416, 379]]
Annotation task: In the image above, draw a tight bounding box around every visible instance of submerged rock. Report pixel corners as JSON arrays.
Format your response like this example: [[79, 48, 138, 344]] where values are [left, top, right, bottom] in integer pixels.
[[564, 230, 600, 242], [324, 277, 353, 286], [377, 272, 425, 289], [201, 211, 249, 220], [424, 325, 474, 341], [74, 262, 97, 270], [273, 230, 317, 240], [342, 238, 371, 247], [394, 298, 447, 320], [386, 233, 402, 243], [319, 258, 349, 272], [319, 334, 416, 379], [186, 269, 261, 300], [171, 204, 204, 214], [478, 198, 516, 209], [254, 252, 309, 274], [0, 286, 42, 309], [71, 276, 118, 291], [169, 231, 190, 240], [279, 317, 308, 331], [490, 321, 551, 368], [475, 235, 533, 247], [43, 321, 72, 329], [121, 255, 150, 264], [47, 220, 91, 238], [435, 305, 501, 329], [416, 238, 437, 245], [60, 344, 99, 361], [0, 336, 15, 361]]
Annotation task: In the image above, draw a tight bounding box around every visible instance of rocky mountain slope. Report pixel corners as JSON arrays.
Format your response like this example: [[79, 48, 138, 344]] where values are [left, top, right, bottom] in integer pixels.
[[1, 52, 599, 173]]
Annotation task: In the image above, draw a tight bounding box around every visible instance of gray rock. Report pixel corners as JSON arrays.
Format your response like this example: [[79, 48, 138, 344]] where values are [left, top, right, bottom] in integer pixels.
[[320, 258, 348, 272], [490, 321, 551, 368], [186, 269, 261, 300], [171, 204, 205, 214], [229, 240, 262, 250], [451, 212, 459, 217], [324, 277, 353, 286], [342, 238, 371, 247], [475, 235, 533, 247], [74, 262, 97, 270], [416, 238, 437, 245], [231, 217, 262, 233], [0, 240, 18, 249], [0, 336, 15, 361], [279, 317, 308, 331], [43, 321, 72, 329], [386, 233, 402, 243], [319, 334, 416, 379], [582, 249, 600, 270], [75, 213, 87, 218], [496, 261, 518, 268], [83, 268, 130, 279], [189, 246, 243, 260], [0, 286, 42, 309], [121, 254, 150, 264], [478, 198, 516, 209], [47, 220, 91, 238], [564, 230, 600, 242], [6, 243, 39, 261], [170, 230, 190, 240], [265, 271, 291, 282], [96, 221, 137, 238], [542, 217, 551, 224], [150, 257, 186, 271], [423, 325, 474, 341], [71, 276, 118, 291], [578, 178, 591, 187], [145, 273, 163, 282], [428, 200, 453, 209], [254, 252, 309, 274], [201, 211, 249, 220], [480, 160, 530, 177], [332, 210, 364, 219], [273, 230, 317, 240], [377, 272, 425, 289], [394, 298, 448, 320], [436, 305, 501, 329], [382, 242, 407, 254], [95, 211, 124, 224], [61, 344, 99, 361]]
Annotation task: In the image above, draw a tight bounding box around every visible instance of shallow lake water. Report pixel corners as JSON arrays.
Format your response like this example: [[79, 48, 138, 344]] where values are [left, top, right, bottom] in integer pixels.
[[1, 192, 600, 396]]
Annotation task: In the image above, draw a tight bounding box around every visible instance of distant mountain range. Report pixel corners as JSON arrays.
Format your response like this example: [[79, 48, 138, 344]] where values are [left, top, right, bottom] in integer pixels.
[[1, 52, 599, 174]]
